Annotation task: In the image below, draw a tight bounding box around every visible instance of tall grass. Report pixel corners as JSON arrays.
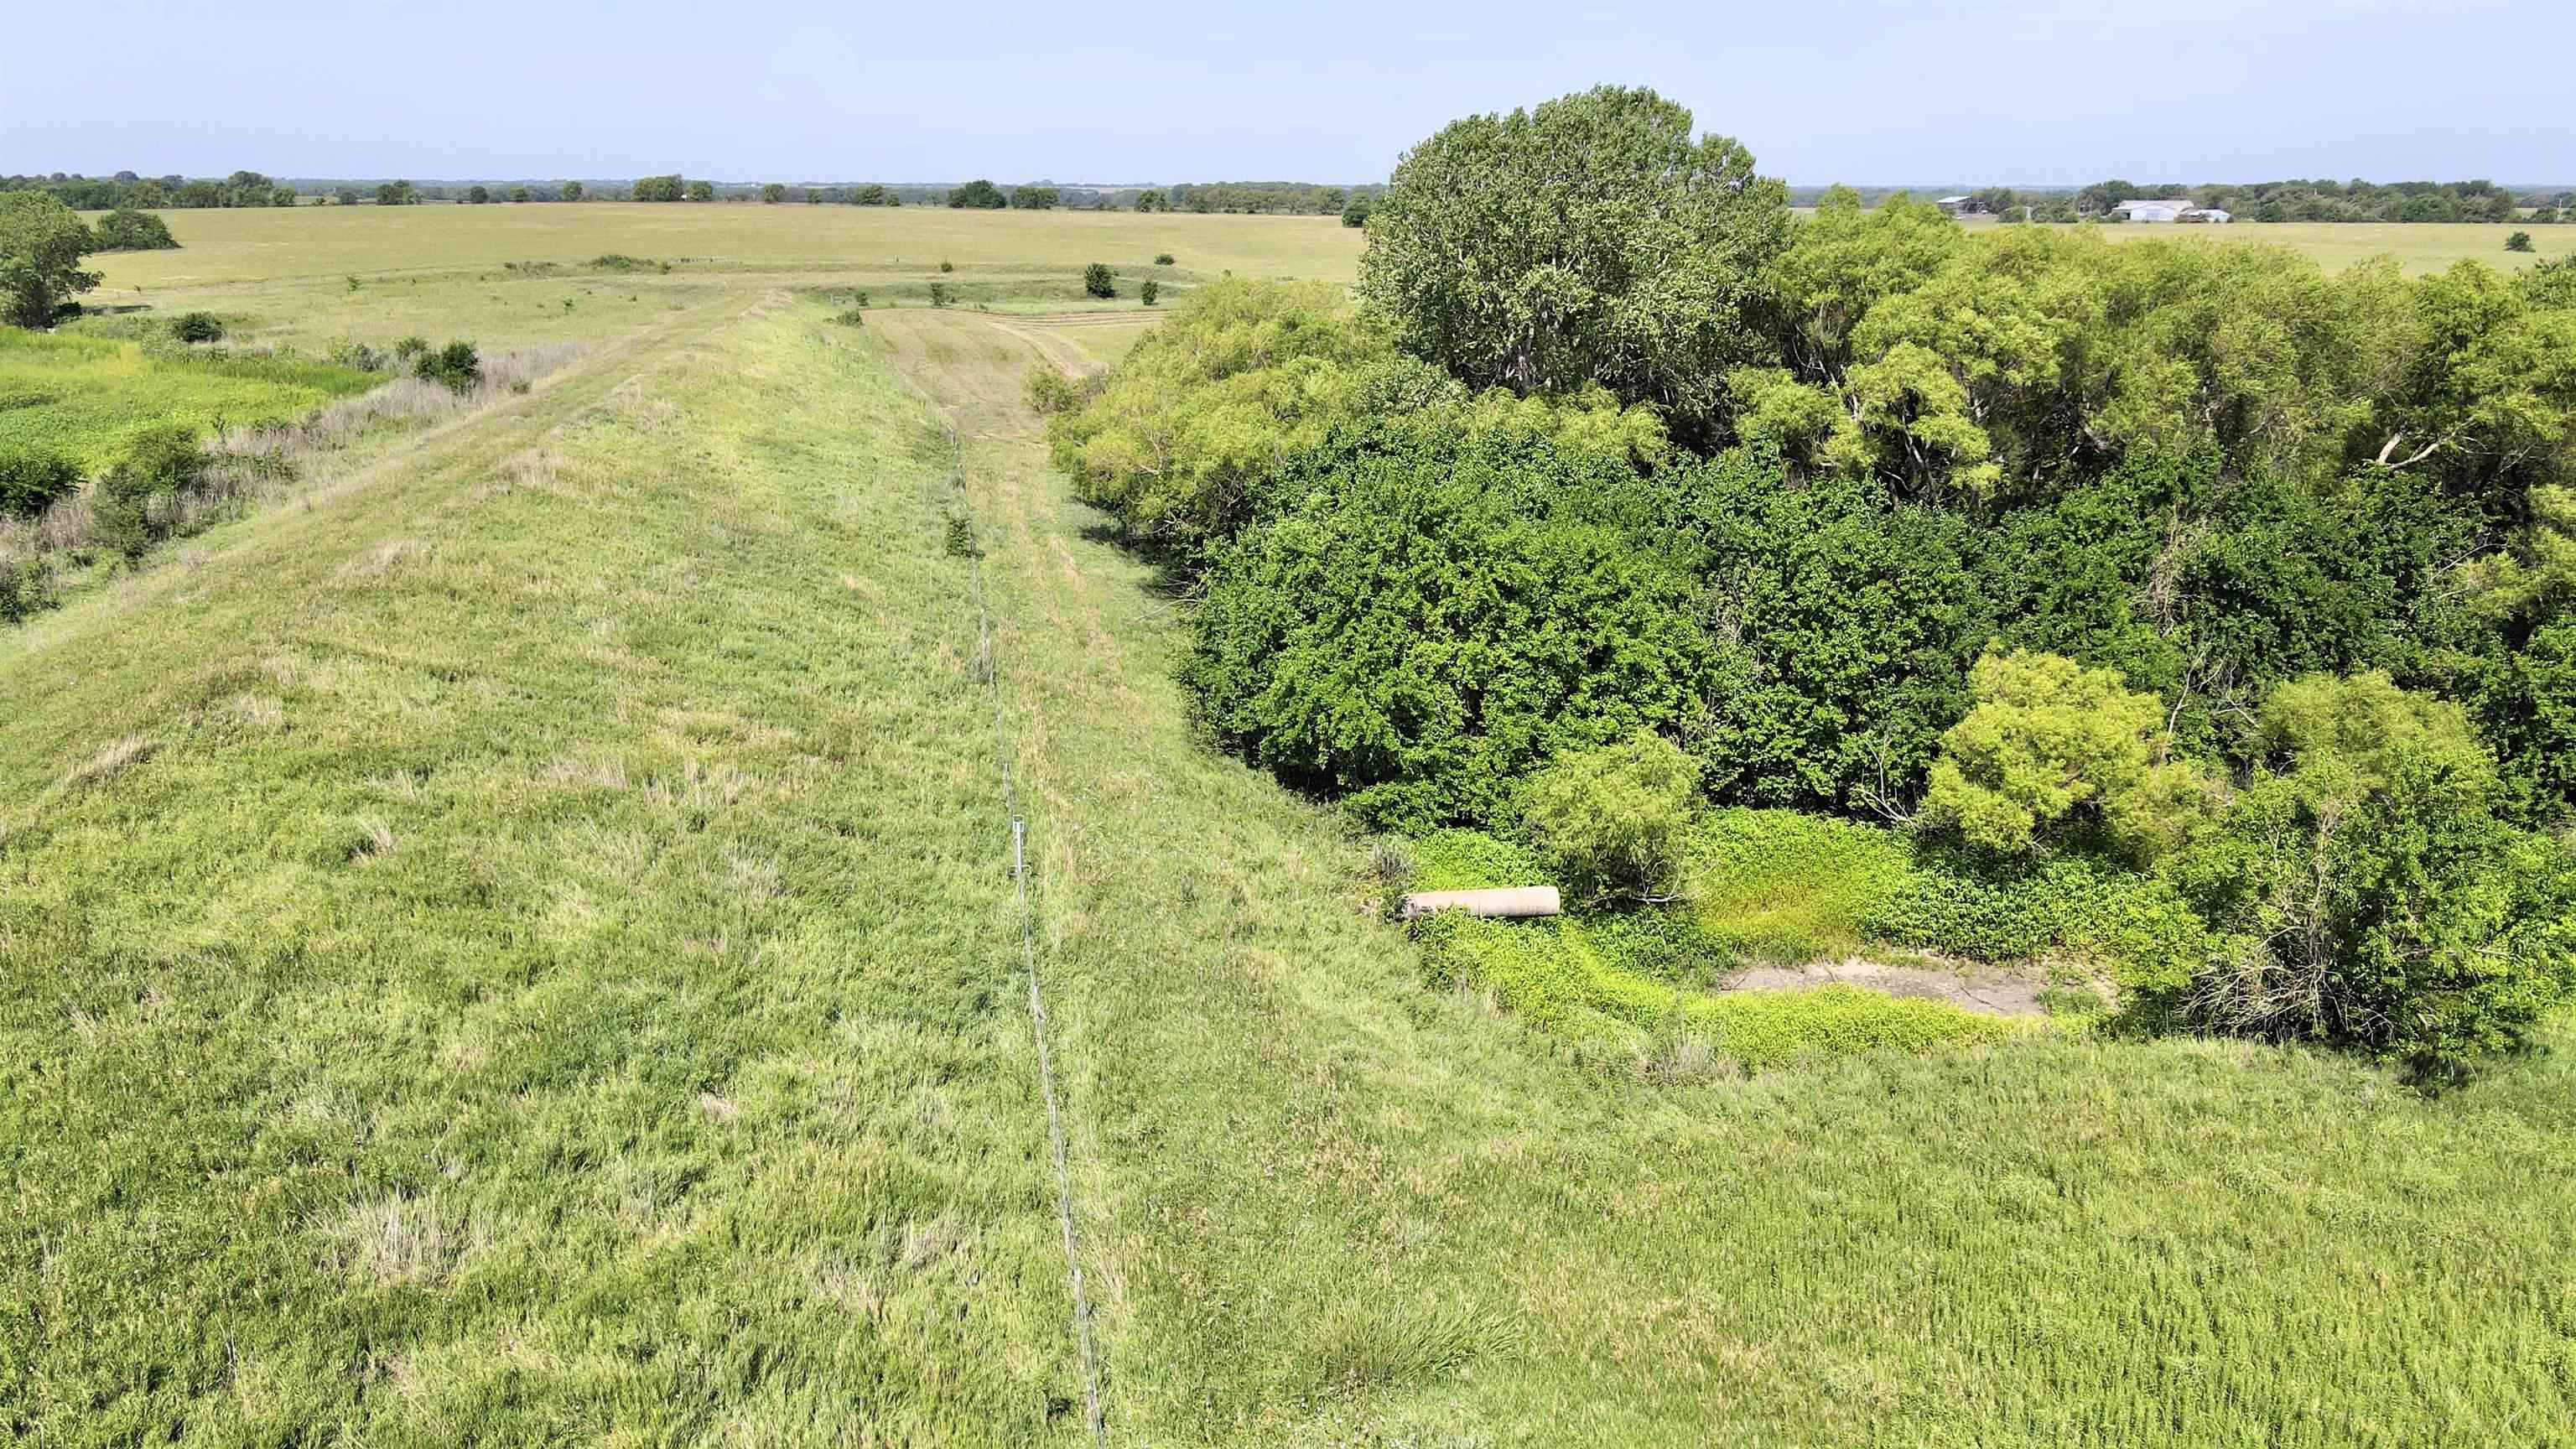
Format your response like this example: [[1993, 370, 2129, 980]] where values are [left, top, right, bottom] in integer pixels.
[[0, 343, 587, 614]]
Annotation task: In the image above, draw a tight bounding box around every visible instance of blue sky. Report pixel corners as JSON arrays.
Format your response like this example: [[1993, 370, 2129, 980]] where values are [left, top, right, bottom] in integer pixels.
[[6, 0, 2569, 184]]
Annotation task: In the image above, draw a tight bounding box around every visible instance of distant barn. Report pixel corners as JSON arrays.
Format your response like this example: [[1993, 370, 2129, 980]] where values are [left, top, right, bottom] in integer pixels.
[[2112, 197, 2231, 223]]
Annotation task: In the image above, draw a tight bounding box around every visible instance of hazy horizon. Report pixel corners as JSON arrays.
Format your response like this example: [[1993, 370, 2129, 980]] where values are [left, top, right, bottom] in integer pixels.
[[7, 0, 2571, 186]]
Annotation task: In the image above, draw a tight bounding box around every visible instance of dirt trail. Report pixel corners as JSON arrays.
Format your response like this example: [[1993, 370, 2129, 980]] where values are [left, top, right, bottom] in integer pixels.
[[1722, 958, 2048, 1017]]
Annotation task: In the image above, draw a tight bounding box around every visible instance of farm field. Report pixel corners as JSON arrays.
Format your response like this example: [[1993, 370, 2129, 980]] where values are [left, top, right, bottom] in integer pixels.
[[5, 209, 2575, 1443]]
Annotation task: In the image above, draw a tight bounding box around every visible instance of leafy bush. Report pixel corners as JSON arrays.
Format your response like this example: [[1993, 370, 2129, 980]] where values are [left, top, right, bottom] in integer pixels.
[[1153, 252, 1175, 266], [927, 283, 951, 308], [1919, 648, 2210, 860], [0, 558, 45, 623], [938, 259, 954, 273], [413, 341, 481, 392], [1519, 731, 1701, 902], [946, 180, 1006, 210], [1043, 276, 1387, 546], [2506, 231, 2535, 253], [1184, 425, 1712, 828], [1140, 279, 1158, 306], [1023, 367, 1088, 416], [170, 311, 225, 344], [393, 335, 429, 361], [2172, 742, 2575, 1080], [0, 446, 81, 518], [90, 423, 205, 558], [327, 338, 387, 371], [1084, 262, 1115, 299], [91, 209, 178, 252]]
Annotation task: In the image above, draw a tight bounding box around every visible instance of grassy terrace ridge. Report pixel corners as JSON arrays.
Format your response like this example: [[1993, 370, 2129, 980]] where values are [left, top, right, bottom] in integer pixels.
[[4, 243, 2576, 1442]]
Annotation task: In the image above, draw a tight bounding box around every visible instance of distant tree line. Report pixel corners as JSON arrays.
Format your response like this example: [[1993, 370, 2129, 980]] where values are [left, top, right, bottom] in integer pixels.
[[2, 171, 296, 209]]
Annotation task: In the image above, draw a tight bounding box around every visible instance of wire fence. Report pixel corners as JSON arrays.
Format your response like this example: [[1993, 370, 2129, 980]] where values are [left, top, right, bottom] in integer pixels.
[[943, 422, 1107, 1443]]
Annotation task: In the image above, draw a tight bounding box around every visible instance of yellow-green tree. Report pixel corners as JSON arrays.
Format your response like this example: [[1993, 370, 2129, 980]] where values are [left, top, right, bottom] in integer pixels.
[[1920, 649, 2206, 858]]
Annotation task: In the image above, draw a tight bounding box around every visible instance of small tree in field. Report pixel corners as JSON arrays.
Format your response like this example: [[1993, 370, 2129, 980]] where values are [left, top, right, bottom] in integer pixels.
[[511, 185, 531, 203], [1519, 731, 1702, 903], [0, 193, 101, 327], [465, 185, 491, 205], [562, 180, 585, 202], [2506, 231, 2535, 252], [686, 179, 716, 202], [761, 183, 788, 204], [1140, 278, 1159, 306], [1084, 262, 1115, 299]]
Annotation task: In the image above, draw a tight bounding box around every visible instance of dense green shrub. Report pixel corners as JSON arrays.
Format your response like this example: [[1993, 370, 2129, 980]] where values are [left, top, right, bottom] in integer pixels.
[[1673, 454, 1987, 811], [1140, 279, 1158, 306], [1083, 262, 1114, 299], [0, 446, 81, 518], [631, 174, 684, 203], [1044, 276, 1387, 546], [1519, 731, 1701, 902], [946, 179, 1006, 210], [1185, 426, 1712, 828], [2171, 741, 2576, 1080], [1153, 252, 1175, 266], [90, 423, 205, 558], [1919, 648, 2209, 860], [2506, 231, 2535, 253], [91, 209, 178, 252], [413, 340, 481, 392], [170, 311, 224, 343]]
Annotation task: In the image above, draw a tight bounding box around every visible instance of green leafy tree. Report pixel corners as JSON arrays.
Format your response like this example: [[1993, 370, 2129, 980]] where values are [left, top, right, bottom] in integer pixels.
[[1358, 85, 1792, 441], [632, 174, 683, 202], [270, 187, 298, 207], [1920, 648, 2210, 860], [1140, 278, 1158, 306], [561, 180, 584, 202], [91, 209, 178, 252], [0, 192, 101, 328], [947, 179, 1007, 209], [1135, 189, 1167, 212], [1519, 732, 1702, 901], [413, 340, 482, 392], [465, 185, 491, 205], [375, 179, 417, 205], [1083, 262, 1114, 298], [686, 179, 715, 202], [2506, 231, 2535, 252], [510, 185, 531, 203], [1340, 195, 1373, 228], [761, 183, 787, 204], [1010, 184, 1059, 210]]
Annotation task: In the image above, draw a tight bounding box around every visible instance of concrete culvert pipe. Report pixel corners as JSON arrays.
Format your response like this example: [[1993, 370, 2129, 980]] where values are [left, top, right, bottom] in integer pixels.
[[1397, 886, 1562, 922]]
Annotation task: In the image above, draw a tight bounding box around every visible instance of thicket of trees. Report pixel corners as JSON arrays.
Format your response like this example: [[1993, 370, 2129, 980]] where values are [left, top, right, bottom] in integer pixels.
[[1, 171, 292, 210], [1044, 85, 2576, 1078], [947, 179, 1007, 209]]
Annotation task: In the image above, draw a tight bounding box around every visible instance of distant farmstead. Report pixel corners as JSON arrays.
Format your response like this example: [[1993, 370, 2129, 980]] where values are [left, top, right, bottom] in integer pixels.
[[2112, 197, 2232, 223]]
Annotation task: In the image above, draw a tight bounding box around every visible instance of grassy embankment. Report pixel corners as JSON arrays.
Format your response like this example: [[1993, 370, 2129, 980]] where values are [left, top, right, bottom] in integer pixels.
[[2, 215, 2571, 1443]]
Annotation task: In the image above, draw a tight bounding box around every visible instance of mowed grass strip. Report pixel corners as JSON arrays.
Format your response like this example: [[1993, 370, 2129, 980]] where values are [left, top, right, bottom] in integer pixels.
[[875, 309, 2576, 1446], [0, 299, 1088, 1442]]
